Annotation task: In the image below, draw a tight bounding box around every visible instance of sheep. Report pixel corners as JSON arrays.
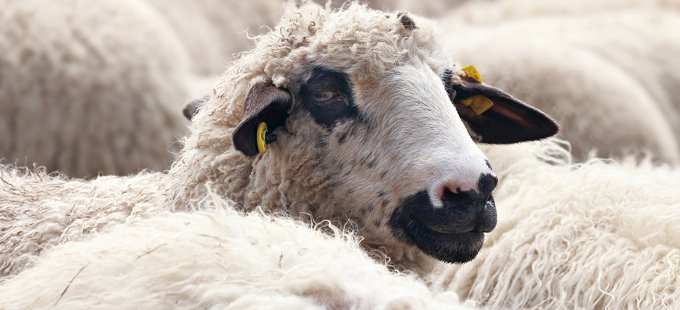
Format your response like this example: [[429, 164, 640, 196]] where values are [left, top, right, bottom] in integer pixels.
[[425, 139, 680, 309], [444, 38, 680, 163], [2, 4, 680, 309], [442, 4, 680, 162], [0, 200, 477, 310], [0, 0, 192, 178], [0, 2, 558, 279], [139, 0, 286, 76]]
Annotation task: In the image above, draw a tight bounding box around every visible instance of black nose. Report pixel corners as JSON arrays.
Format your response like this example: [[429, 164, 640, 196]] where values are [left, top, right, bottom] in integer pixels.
[[408, 173, 498, 235], [476, 173, 498, 201]]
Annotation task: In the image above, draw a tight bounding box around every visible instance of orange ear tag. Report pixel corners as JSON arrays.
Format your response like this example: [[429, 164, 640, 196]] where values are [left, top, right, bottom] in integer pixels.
[[257, 122, 268, 154]]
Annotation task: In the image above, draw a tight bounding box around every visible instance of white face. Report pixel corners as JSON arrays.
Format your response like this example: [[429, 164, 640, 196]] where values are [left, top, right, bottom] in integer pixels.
[[285, 59, 498, 263]]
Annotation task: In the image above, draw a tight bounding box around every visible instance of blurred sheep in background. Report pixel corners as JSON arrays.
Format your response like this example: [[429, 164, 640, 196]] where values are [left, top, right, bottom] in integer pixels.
[[444, 0, 680, 162], [0, 0, 192, 178]]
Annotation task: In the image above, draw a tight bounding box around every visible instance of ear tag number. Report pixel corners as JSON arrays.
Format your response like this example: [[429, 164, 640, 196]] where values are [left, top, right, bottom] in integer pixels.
[[460, 96, 494, 115], [462, 65, 483, 83]]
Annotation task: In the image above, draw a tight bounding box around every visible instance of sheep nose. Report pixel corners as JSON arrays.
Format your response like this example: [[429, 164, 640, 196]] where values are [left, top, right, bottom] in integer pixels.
[[433, 173, 498, 204]]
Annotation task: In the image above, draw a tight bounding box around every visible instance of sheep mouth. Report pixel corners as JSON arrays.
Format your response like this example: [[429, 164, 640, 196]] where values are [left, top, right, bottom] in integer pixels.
[[388, 191, 496, 263]]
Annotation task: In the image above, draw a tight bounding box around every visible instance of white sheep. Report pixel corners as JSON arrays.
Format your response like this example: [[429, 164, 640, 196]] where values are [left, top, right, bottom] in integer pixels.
[[0, 0, 192, 178], [443, 3, 680, 162], [1, 2, 558, 280], [0, 201, 477, 310], [1, 4, 679, 309]]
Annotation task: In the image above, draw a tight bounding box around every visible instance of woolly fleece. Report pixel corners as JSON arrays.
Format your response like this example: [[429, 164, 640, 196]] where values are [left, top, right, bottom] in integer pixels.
[[0, 203, 476, 310], [0, 0, 191, 177]]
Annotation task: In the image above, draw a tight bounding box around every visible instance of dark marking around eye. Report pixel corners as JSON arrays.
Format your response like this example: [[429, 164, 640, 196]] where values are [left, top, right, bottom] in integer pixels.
[[299, 67, 358, 127]]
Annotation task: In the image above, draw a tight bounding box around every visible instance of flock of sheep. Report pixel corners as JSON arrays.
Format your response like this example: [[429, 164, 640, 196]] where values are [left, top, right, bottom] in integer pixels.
[[1, 0, 680, 309]]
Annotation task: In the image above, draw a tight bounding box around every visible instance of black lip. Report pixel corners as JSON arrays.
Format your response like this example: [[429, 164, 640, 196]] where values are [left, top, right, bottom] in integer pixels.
[[389, 191, 497, 263]]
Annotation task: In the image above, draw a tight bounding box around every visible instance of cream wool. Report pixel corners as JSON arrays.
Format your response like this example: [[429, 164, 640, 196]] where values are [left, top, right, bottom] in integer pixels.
[[0, 166, 167, 277], [0, 204, 477, 310], [0, 0, 191, 178], [140, 0, 285, 76], [428, 140, 680, 309]]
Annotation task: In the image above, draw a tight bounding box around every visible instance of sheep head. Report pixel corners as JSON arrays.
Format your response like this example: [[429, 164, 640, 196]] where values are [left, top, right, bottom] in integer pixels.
[[174, 3, 557, 270]]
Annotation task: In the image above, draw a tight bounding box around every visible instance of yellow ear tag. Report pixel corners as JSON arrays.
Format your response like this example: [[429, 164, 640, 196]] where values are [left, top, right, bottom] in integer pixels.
[[461, 65, 483, 83], [257, 122, 268, 154], [460, 95, 494, 115]]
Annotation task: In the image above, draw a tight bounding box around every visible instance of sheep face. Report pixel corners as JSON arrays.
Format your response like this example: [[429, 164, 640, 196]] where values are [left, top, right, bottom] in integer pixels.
[[178, 3, 557, 267], [292, 61, 500, 264], [229, 60, 556, 265]]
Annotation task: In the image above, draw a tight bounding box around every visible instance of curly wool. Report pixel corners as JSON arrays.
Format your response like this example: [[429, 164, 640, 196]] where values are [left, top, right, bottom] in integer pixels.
[[429, 140, 680, 309], [0, 0, 191, 178], [0, 201, 476, 310], [0, 166, 167, 277]]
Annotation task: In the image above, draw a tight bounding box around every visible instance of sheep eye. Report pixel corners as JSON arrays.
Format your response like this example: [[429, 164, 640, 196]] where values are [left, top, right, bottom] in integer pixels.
[[312, 91, 335, 102], [299, 67, 358, 127]]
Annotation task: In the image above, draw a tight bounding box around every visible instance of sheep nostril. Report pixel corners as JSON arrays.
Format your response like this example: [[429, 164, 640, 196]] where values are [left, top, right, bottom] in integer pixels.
[[477, 173, 498, 200]]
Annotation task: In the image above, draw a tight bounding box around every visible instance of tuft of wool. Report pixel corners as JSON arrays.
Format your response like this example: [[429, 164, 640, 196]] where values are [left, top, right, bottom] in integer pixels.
[[0, 0, 191, 178], [0, 166, 167, 277], [0, 199, 476, 310], [431, 140, 680, 309]]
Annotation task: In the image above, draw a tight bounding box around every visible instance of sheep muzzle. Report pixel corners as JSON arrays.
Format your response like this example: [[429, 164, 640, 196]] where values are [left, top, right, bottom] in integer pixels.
[[388, 188, 497, 264]]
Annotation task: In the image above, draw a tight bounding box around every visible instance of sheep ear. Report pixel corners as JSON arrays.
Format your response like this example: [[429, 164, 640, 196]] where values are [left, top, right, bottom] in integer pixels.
[[450, 78, 559, 144], [183, 97, 207, 120], [232, 83, 292, 156]]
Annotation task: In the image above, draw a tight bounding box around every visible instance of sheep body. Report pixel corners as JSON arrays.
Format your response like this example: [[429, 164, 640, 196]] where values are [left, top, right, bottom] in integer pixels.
[[0, 167, 166, 277], [0, 0, 191, 178], [0, 204, 475, 310]]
